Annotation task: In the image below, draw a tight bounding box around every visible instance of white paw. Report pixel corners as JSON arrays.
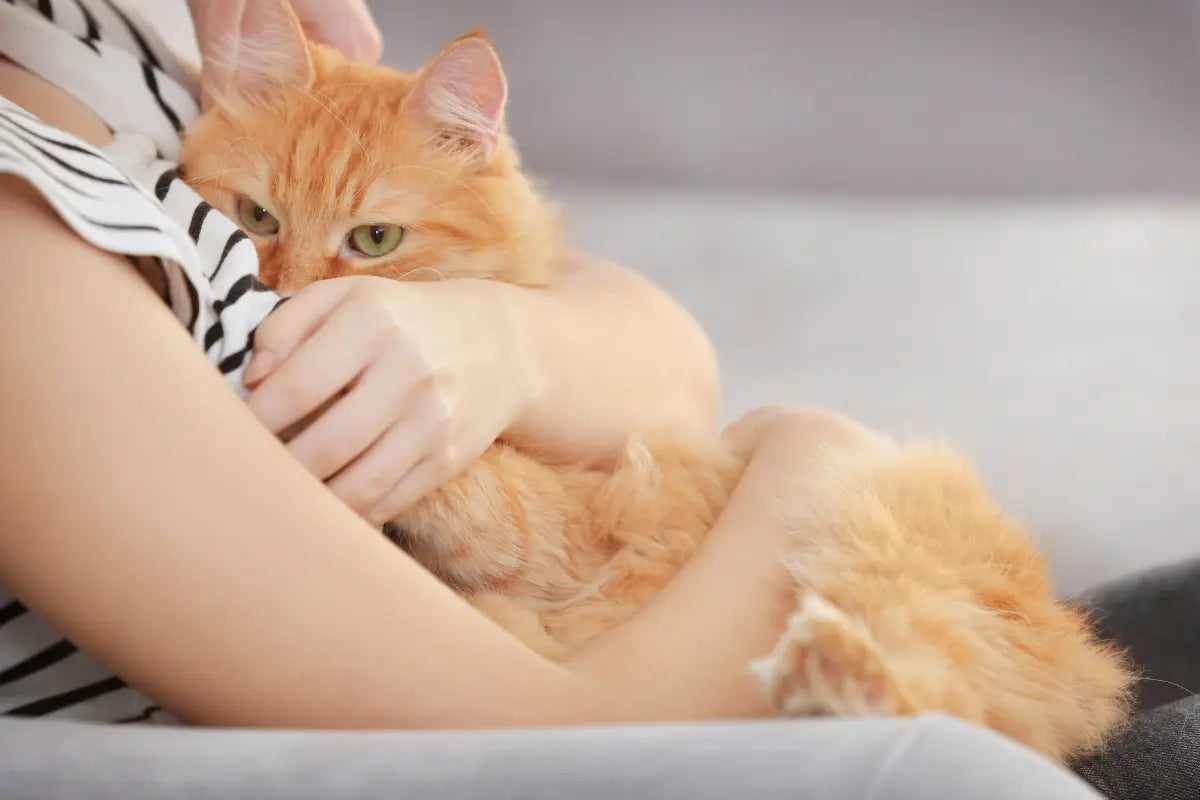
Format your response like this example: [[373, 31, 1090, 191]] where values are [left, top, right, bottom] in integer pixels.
[[750, 592, 896, 717]]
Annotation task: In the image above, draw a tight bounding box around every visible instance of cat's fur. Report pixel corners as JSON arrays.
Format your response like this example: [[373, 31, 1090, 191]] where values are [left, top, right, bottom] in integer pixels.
[[180, 0, 1133, 761]]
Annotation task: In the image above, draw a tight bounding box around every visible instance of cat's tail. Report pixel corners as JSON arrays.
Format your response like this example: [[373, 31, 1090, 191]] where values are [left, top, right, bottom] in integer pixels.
[[751, 445, 1134, 763]]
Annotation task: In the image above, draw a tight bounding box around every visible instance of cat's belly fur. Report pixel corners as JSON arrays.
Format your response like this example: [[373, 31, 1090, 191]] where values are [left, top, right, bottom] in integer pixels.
[[394, 432, 747, 654]]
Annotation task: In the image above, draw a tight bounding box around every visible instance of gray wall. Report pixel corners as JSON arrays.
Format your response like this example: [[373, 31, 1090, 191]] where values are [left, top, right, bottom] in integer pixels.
[[369, 0, 1200, 196]]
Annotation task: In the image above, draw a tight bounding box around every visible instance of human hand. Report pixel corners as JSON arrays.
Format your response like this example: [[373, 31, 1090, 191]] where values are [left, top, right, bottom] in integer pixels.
[[189, 0, 383, 106], [243, 276, 539, 525]]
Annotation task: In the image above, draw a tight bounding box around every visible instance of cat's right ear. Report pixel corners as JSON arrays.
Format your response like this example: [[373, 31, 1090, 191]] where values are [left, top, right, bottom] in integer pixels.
[[193, 0, 314, 111], [403, 33, 508, 164]]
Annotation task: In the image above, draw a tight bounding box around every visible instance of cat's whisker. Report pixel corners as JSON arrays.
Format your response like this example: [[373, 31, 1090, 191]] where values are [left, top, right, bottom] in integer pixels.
[[212, 135, 271, 198], [182, 168, 241, 185], [393, 266, 448, 281], [375, 81, 385, 154], [311, 87, 356, 128], [294, 86, 368, 157], [1136, 676, 1198, 697]]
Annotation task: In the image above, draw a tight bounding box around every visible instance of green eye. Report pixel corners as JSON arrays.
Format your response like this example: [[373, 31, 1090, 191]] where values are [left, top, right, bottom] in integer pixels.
[[235, 197, 280, 235], [349, 224, 406, 257]]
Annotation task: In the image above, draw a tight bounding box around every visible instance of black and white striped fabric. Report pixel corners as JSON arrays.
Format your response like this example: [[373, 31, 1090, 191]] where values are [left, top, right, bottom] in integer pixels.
[[0, 0, 285, 723]]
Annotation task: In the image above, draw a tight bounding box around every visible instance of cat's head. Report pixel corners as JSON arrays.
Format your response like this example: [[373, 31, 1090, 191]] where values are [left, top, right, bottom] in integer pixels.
[[180, 0, 559, 294]]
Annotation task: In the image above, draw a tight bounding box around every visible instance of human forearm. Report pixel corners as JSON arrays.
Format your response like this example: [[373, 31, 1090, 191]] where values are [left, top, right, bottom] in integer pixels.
[[502, 250, 720, 464]]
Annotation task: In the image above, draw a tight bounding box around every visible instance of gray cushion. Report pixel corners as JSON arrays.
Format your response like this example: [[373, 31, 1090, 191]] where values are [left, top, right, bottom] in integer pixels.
[[0, 714, 1102, 800]]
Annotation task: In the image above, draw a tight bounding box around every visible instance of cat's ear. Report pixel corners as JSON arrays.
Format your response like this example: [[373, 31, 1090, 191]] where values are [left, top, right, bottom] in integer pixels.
[[196, 0, 314, 110], [403, 33, 508, 163]]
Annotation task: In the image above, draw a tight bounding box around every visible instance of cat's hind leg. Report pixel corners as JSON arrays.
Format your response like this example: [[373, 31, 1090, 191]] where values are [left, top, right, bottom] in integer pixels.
[[749, 446, 1133, 762], [750, 591, 924, 718]]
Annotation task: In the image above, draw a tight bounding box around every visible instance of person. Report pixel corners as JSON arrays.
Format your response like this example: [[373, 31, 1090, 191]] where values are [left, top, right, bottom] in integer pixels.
[[0, 4, 1193, 800]]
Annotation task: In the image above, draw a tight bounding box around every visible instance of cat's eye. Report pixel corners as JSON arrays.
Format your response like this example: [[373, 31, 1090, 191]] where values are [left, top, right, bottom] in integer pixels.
[[235, 197, 280, 236], [348, 224, 406, 257]]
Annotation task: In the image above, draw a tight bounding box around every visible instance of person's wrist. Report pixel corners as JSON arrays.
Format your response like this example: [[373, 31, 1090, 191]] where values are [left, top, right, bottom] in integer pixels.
[[460, 278, 547, 437]]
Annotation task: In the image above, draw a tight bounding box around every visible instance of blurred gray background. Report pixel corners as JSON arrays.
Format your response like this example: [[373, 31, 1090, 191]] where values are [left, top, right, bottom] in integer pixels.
[[141, 1, 1198, 594], [368, 0, 1200, 195]]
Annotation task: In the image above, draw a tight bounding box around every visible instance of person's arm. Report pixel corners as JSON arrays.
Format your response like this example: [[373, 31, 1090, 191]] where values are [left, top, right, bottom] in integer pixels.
[[243, 252, 720, 524], [0, 169, 884, 726], [503, 249, 721, 461]]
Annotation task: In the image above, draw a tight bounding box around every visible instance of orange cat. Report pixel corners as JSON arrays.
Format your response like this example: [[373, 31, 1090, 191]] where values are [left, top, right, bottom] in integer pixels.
[[180, 0, 1132, 761]]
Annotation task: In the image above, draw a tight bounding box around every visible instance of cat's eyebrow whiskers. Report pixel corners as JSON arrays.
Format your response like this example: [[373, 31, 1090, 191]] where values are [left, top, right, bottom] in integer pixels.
[[214, 135, 271, 198], [183, 168, 242, 186], [391, 265, 449, 281], [295, 85, 368, 158]]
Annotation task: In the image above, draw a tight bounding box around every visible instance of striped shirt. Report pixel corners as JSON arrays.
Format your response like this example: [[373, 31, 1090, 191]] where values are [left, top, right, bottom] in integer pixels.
[[0, 0, 285, 722]]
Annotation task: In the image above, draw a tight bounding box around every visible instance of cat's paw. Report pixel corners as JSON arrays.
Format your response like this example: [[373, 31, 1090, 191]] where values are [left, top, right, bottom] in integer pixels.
[[750, 593, 911, 717]]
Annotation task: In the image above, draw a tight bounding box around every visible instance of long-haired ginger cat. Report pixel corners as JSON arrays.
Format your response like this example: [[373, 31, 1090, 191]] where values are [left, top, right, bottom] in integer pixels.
[[180, 0, 1132, 761]]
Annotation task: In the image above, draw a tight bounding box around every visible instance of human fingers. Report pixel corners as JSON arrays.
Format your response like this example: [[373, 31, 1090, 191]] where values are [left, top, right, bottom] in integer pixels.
[[325, 402, 448, 520], [245, 298, 383, 434], [283, 346, 414, 480], [243, 277, 357, 388], [363, 456, 454, 527]]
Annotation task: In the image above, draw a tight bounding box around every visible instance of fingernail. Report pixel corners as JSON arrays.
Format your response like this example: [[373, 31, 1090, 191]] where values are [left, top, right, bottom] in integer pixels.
[[243, 351, 275, 386]]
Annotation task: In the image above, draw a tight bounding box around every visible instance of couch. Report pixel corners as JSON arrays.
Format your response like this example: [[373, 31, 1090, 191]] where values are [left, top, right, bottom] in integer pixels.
[[4, 1, 1195, 797]]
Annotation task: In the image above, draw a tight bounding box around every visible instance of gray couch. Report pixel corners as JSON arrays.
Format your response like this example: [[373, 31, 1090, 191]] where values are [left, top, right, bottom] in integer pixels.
[[5, 1, 1196, 797], [2, 714, 1104, 799]]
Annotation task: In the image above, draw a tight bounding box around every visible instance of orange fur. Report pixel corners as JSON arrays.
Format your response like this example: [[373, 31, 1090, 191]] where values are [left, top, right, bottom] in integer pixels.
[[181, 32, 559, 292], [180, 3, 1132, 761], [751, 448, 1133, 759]]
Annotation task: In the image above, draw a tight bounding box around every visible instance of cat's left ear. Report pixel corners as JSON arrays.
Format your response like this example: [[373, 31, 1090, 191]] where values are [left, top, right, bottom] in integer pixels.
[[403, 33, 508, 163], [195, 0, 314, 111]]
